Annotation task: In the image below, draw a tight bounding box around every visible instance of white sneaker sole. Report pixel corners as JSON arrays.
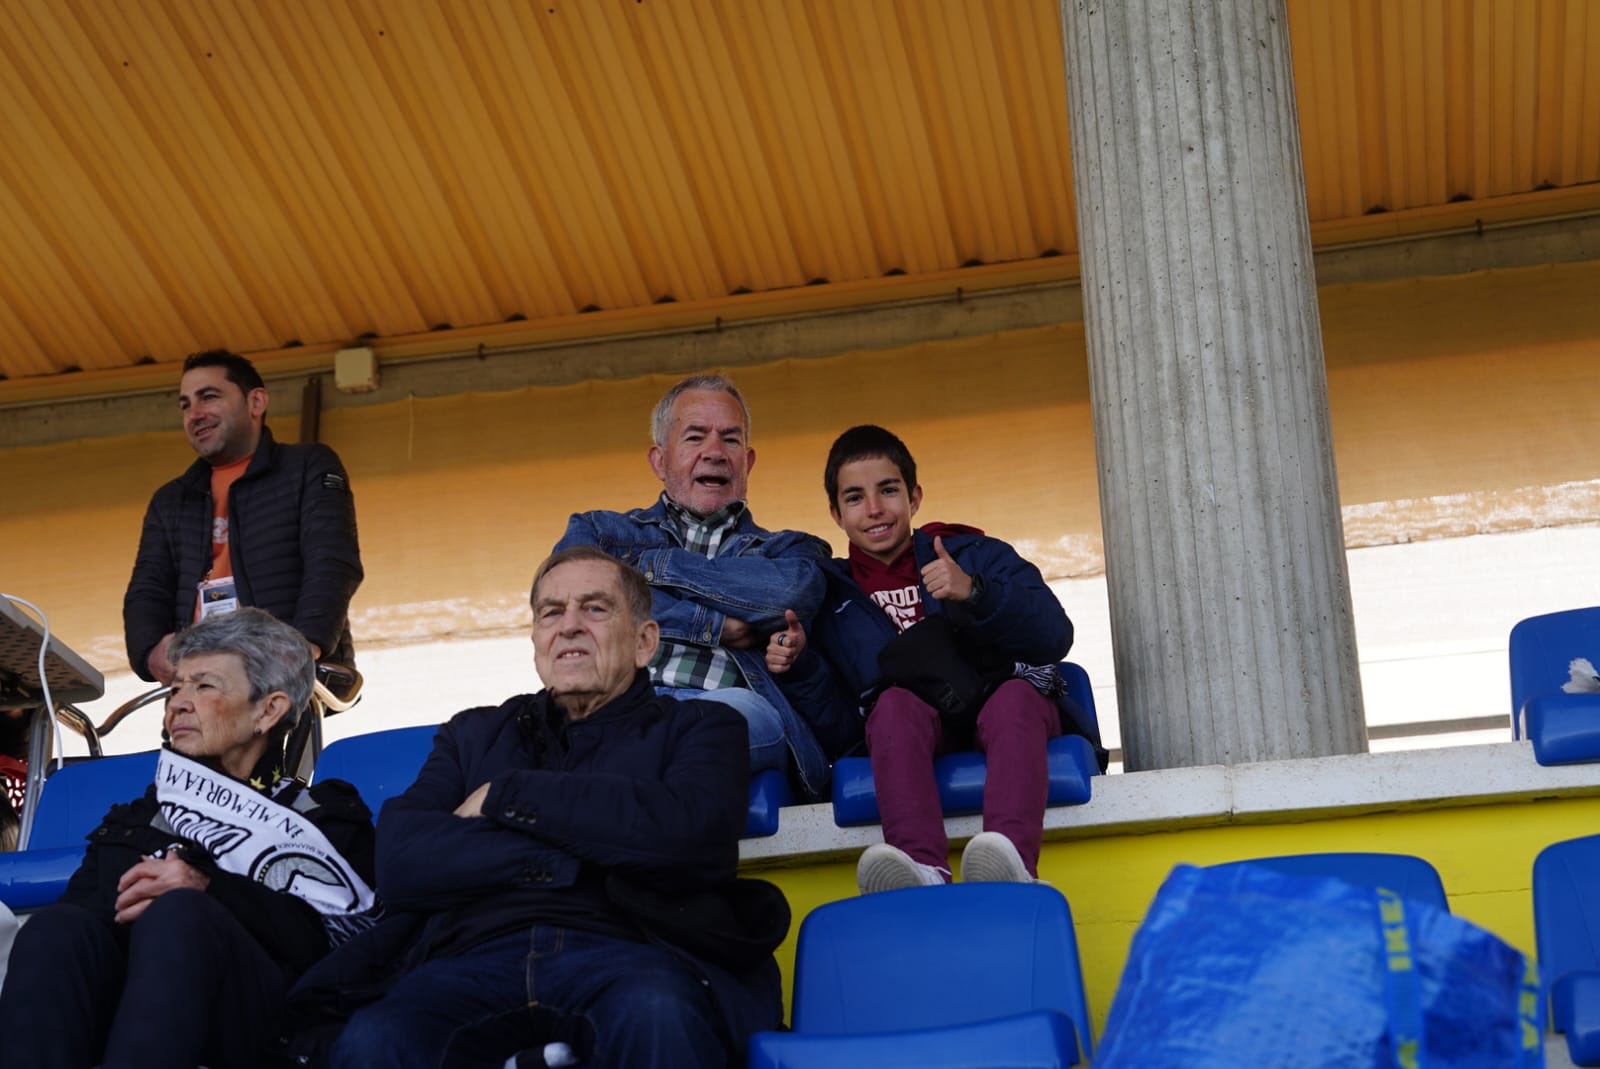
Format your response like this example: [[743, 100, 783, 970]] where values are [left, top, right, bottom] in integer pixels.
[[858, 844, 947, 894], [961, 832, 1033, 883]]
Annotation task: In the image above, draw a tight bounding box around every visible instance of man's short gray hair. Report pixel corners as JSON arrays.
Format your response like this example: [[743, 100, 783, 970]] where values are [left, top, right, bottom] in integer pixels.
[[649, 374, 752, 448], [168, 608, 315, 723], [530, 546, 653, 628]]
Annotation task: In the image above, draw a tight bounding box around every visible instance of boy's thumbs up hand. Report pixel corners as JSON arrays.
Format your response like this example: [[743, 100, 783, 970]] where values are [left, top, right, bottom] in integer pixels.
[[921, 535, 973, 603]]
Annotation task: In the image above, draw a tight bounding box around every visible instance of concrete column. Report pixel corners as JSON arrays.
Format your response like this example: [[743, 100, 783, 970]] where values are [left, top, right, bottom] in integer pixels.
[[1060, 0, 1366, 769]]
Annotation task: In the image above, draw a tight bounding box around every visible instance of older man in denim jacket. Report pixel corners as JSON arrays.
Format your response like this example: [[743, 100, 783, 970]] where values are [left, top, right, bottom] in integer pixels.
[[554, 374, 855, 799]]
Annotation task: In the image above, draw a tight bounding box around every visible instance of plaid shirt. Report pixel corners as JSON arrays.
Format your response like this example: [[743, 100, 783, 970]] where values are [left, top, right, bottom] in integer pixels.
[[650, 493, 748, 691]]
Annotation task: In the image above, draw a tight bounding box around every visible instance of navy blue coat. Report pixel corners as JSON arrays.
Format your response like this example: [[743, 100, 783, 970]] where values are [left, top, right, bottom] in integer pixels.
[[791, 527, 1097, 754], [289, 673, 784, 1063]]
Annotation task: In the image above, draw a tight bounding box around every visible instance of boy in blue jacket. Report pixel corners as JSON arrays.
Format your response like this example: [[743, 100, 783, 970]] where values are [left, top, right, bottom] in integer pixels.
[[807, 425, 1082, 894]]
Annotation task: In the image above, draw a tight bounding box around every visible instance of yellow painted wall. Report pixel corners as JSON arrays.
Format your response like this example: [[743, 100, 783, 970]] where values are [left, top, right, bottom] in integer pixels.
[[2, 259, 1598, 677], [1323, 262, 1600, 507], [745, 793, 1600, 1036]]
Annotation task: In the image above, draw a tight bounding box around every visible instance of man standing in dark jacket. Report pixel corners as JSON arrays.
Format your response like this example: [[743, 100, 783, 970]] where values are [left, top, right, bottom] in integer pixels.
[[322, 546, 784, 1068], [123, 350, 363, 683]]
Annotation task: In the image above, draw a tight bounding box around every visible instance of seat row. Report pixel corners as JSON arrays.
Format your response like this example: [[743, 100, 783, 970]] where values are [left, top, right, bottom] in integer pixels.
[[7, 749, 1595, 1067], [748, 850, 1452, 1067], [0, 659, 1104, 909], [752, 844, 1600, 1067]]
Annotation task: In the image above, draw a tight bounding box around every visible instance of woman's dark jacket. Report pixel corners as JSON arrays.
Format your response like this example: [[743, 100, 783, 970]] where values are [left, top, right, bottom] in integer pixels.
[[63, 773, 376, 975]]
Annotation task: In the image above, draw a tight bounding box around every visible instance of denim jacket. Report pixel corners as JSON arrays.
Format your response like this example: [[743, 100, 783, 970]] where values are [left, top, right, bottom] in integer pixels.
[[555, 499, 845, 798]]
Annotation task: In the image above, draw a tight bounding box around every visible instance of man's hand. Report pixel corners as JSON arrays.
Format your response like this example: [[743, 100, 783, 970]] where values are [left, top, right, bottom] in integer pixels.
[[147, 633, 178, 686], [454, 783, 491, 818], [921, 536, 974, 603], [765, 610, 806, 674], [721, 617, 760, 649], [114, 853, 209, 924]]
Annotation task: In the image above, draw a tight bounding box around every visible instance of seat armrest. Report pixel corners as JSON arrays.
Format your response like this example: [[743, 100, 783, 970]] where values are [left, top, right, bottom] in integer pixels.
[[0, 845, 88, 911], [1553, 972, 1600, 1065], [1525, 692, 1600, 766], [748, 1010, 1081, 1069], [744, 769, 792, 838]]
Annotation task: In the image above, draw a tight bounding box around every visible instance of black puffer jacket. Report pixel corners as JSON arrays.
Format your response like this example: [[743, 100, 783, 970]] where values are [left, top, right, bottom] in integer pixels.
[[123, 425, 363, 679]]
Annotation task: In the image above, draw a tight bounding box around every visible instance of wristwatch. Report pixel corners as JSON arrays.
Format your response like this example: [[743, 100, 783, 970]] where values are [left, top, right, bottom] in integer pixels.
[[966, 573, 985, 604]]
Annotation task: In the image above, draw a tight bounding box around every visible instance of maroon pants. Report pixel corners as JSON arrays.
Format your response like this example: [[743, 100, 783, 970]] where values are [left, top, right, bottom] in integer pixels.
[[865, 679, 1062, 876]]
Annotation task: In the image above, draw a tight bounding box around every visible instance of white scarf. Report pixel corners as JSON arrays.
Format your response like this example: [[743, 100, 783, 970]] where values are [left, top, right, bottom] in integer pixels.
[[154, 748, 378, 940]]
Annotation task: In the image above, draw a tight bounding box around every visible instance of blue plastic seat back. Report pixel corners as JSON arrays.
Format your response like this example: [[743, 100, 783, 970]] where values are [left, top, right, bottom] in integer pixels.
[[317, 725, 793, 838], [791, 882, 1094, 1060], [314, 725, 438, 819], [28, 751, 161, 850], [1056, 661, 1099, 731], [831, 661, 1103, 827], [1509, 607, 1600, 738], [0, 751, 161, 911], [1535, 835, 1600, 1005], [1211, 852, 1449, 911], [833, 733, 1097, 826]]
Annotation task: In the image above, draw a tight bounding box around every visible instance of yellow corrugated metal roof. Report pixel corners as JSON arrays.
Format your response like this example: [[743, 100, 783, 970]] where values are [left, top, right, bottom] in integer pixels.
[[0, 0, 1596, 392]]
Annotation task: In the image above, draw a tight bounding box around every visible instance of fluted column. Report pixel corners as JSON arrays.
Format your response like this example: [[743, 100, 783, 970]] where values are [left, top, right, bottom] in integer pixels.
[[1060, 0, 1366, 769]]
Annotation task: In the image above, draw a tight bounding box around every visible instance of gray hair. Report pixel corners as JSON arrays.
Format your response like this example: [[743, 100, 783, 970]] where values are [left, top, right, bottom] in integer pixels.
[[168, 608, 314, 729], [649, 374, 752, 448], [530, 546, 653, 627]]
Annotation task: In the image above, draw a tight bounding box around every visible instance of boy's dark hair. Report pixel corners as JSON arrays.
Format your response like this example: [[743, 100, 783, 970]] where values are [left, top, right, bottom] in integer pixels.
[[824, 425, 918, 507], [183, 349, 265, 395]]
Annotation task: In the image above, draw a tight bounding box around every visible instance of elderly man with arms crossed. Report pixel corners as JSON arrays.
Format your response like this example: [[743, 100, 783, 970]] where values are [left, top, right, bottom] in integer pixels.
[[554, 374, 858, 799], [301, 547, 785, 1068]]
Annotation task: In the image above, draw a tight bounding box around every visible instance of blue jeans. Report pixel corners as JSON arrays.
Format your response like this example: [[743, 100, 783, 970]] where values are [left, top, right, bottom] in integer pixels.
[[657, 685, 787, 776], [329, 927, 725, 1069]]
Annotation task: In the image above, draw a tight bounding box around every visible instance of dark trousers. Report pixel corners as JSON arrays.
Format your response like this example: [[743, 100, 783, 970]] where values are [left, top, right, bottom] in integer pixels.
[[330, 926, 726, 1069], [0, 888, 292, 1069]]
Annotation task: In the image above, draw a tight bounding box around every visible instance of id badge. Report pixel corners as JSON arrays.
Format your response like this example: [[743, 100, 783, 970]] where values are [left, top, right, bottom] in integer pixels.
[[197, 576, 240, 618]]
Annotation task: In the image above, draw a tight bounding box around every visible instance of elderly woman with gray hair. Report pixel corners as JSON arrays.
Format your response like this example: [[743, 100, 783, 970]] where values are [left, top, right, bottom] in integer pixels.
[[0, 607, 378, 1069]]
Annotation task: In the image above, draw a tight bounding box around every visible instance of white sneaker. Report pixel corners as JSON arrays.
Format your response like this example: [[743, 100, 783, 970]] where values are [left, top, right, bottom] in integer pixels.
[[857, 844, 950, 894], [961, 832, 1035, 884]]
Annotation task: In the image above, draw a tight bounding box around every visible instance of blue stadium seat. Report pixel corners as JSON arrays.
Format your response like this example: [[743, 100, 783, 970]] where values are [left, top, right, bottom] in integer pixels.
[[1509, 607, 1600, 757], [748, 882, 1093, 1068], [831, 662, 1101, 827], [316, 725, 793, 838], [1535, 834, 1600, 1065], [1209, 852, 1450, 911], [0, 750, 160, 910], [314, 724, 436, 811], [742, 769, 792, 838]]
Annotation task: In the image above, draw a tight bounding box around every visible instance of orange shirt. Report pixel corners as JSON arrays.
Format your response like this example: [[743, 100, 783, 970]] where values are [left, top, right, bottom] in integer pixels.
[[193, 456, 250, 622]]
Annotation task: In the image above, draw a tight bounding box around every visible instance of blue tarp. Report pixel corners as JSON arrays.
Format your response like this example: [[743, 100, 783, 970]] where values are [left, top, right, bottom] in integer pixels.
[[1095, 863, 1542, 1069]]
